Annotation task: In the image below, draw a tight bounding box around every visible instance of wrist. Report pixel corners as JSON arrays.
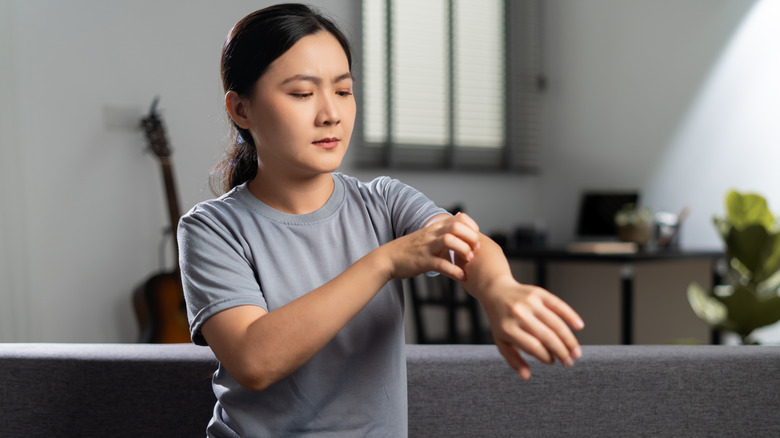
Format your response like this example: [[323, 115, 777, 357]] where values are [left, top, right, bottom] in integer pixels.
[[469, 273, 516, 303], [364, 244, 394, 284]]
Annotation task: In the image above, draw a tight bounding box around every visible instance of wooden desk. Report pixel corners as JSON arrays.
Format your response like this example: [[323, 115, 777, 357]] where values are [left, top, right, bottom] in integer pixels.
[[506, 248, 724, 344]]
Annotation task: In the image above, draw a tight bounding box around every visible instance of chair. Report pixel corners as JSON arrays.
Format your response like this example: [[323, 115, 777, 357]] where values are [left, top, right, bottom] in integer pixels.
[[406, 273, 489, 344], [406, 204, 490, 344]]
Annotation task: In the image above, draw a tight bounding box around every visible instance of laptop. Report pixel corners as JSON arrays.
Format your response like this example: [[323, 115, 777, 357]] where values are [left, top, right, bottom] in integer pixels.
[[567, 191, 640, 253]]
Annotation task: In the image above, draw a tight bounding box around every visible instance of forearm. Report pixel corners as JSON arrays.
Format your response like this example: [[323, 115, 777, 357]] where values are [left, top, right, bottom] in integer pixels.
[[457, 232, 584, 380], [458, 233, 515, 302], [206, 213, 484, 391], [208, 248, 393, 391]]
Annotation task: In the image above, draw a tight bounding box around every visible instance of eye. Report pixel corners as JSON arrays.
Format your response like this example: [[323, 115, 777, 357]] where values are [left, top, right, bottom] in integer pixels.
[[337, 90, 353, 98], [290, 93, 312, 99]]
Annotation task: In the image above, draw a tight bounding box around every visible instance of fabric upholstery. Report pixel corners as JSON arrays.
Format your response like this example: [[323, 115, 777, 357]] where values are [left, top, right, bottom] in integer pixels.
[[0, 343, 216, 437], [407, 344, 780, 437], [1, 343, 779, 437]]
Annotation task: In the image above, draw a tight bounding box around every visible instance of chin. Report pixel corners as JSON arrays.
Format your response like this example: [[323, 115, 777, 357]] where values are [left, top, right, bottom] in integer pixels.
[[321, 154, 346, 171]]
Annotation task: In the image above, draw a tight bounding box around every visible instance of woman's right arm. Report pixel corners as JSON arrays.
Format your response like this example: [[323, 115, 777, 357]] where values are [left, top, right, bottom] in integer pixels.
[[200, 213, 480, 392]]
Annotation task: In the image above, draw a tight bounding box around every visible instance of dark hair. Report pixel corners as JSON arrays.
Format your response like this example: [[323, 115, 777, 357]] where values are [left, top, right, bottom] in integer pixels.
[[210, 3, 353, 194]]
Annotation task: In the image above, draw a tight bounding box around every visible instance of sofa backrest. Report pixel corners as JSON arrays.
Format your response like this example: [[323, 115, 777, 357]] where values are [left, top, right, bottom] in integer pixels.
[[0, 343, 216, 437], [407, 344, 780, 437], [1, 343, 779, 437]]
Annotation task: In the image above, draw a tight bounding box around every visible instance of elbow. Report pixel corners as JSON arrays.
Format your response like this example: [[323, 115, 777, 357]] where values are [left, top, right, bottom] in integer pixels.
[[230, 361, 285, 393], [241, 376, 273, 393]]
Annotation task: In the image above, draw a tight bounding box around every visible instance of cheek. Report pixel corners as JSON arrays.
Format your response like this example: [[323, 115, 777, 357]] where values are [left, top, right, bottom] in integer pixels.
[[341, 100, 357, 129], [256, 101, 302, 141], [263, 98, 291, 125]]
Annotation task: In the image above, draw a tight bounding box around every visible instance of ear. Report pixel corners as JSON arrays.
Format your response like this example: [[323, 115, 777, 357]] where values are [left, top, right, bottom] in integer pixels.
[[225, 90, 252, 130]]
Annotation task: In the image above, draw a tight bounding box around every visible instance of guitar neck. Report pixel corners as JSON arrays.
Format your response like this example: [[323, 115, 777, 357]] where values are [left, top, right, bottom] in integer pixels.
[[159, 156, 182, 269]]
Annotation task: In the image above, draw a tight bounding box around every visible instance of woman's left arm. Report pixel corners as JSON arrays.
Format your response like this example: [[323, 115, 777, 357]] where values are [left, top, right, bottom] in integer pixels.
[[455, 222, 585, 380]]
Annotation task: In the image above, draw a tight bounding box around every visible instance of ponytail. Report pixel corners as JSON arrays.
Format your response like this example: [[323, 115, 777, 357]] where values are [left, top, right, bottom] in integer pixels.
[[209, 125, 257, 195]]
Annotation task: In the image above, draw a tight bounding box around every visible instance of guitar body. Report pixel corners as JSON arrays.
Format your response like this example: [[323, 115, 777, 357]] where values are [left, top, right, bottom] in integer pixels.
[[133, 97, 191, 343], [133, 271, 190, 343]]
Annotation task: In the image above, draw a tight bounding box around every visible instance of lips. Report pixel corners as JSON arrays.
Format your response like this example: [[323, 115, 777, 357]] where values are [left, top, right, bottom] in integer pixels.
[[313, 137, 340, 149]]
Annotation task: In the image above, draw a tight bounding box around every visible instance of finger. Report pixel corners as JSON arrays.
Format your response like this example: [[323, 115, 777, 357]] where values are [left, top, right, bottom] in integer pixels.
[[424, 213, 452, 228], [442, 221, 480, 250], [429, 256, 466, 281], [440, 233, 475, 262], [427, 214, 480, 253], [513, 312, 572, 366], [533, 307, 580, 365], [502, 324, 554, 365], [454, 212, 480, 233], [518, 361, 532, 381], [496, 341, 532, 380], [536, 304, 582, 356], [542, 292, 585, 331]]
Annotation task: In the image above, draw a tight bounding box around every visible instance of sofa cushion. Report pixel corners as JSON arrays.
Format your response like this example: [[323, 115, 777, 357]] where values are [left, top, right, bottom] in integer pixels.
[[0, 343, 216, 437], [406, 344, 780, 437]]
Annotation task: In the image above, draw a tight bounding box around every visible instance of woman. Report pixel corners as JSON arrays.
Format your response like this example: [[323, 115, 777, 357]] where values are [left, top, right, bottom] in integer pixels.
[[179, 4, 584, 436]]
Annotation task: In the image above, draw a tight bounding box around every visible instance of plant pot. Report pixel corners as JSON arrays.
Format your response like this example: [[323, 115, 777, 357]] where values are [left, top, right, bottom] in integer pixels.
[[617, 223, 651, 246]]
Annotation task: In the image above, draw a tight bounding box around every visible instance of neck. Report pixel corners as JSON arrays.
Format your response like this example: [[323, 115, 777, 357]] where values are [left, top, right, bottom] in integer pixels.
[[248, 171, 335, 215]]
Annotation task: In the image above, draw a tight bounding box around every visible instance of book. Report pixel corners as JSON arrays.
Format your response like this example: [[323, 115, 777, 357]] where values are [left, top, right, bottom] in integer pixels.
[[566, 241, 638, 254]]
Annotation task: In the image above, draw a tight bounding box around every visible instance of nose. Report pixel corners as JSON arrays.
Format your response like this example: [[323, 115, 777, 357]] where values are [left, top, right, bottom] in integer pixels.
[[315, 94, 341, 127]]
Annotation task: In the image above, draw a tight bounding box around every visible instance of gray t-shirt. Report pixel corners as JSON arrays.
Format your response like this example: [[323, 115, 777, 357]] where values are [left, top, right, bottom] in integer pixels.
[[178, 172, 447, 437]]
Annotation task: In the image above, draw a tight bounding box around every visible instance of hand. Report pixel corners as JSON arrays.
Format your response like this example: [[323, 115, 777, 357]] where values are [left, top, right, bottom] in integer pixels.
[[382, 213, 481, 281], [480, 278, 585, 380]]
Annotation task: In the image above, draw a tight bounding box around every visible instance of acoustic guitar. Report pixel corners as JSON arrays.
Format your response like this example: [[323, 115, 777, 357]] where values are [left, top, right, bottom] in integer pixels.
[[132, 97, 191, 343]]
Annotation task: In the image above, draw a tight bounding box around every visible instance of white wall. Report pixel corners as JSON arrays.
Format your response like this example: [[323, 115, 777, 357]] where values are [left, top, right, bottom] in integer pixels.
[[2, 0, 779, 343], [1, 0, 31, 342], [542, 0, 780, 248], [0, 0, 538, 342], [541, 0, 780, 343], [0, 0, 361, 342]]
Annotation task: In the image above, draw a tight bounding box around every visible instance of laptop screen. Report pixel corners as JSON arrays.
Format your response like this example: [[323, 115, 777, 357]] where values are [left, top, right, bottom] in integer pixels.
[[576, 192, 639, 238]]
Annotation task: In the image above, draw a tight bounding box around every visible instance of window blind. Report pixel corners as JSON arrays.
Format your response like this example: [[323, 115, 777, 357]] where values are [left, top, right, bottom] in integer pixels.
[[358, 0, 543, 171]]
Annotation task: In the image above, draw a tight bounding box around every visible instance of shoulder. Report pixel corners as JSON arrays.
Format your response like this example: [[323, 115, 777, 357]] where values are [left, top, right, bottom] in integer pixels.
[[179, 184, 254, 236], [334, 172, 414, 200], [334, 172, 447, 234]]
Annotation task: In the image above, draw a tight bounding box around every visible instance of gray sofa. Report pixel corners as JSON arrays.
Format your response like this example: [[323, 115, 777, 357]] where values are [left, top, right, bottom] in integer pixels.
[[1, 343, 779, 437]]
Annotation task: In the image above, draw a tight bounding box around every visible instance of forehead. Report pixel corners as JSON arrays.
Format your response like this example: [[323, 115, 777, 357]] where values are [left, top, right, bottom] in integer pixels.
[[264, 31, 350, 80]]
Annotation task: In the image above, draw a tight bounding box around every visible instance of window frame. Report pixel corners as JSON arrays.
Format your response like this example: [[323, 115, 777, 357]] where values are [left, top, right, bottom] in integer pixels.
[[354, 0, 545, 172]]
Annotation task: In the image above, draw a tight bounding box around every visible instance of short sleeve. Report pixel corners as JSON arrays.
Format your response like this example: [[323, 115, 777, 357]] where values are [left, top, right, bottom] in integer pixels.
[[372, 177, 449, 237], [177, 209, 266, 346]]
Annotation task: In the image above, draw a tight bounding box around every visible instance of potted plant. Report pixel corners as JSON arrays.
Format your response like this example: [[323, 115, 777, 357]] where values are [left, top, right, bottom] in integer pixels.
[[687, 190, 780, 344], [615, 204, 653, 247]]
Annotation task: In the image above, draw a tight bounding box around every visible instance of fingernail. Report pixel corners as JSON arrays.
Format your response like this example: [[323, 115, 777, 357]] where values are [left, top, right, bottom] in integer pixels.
[[519, 369, 531, 381], [572, 346, 582, 359], [563, 357, 574, 367]]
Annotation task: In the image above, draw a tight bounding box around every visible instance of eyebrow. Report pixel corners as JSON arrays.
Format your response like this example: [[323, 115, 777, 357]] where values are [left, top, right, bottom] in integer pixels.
[[281, 72, 353, 85]]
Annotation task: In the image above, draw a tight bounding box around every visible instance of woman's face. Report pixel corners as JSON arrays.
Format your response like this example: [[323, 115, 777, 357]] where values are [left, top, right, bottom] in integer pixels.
[[239, 31, 355, 179]]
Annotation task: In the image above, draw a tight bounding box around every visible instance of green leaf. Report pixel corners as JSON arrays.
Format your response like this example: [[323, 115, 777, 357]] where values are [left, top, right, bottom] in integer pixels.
[[702, 190, 780, 341], [713, 216, 730, 240], [725, 190, 774, 229], [758, 270, 780, 297], [723, 224, 771, 275], [686, 282, 727, 326], [757, 231, 780, 285], [717, 284, 780, 340]]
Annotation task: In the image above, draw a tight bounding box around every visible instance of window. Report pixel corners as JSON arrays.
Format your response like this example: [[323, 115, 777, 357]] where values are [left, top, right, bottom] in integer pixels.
[[357, 0, 544, 171]]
